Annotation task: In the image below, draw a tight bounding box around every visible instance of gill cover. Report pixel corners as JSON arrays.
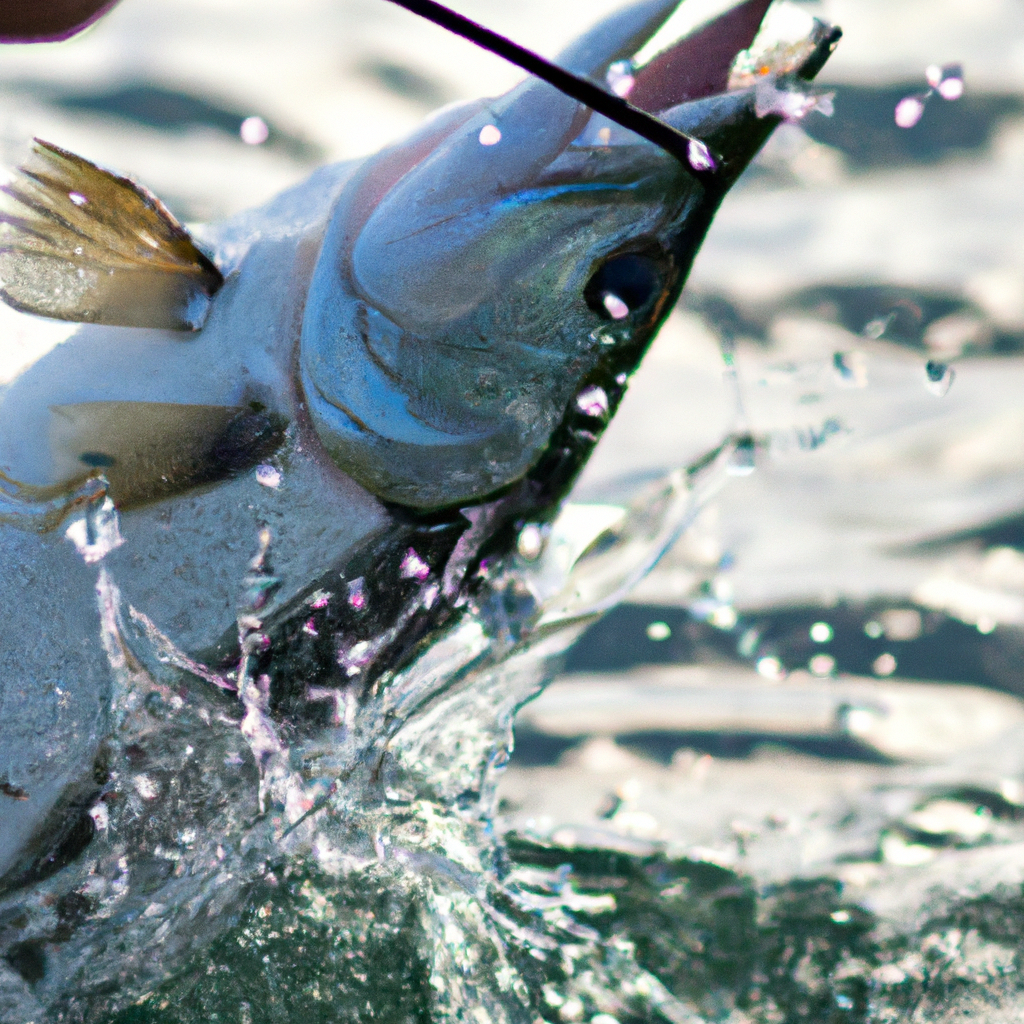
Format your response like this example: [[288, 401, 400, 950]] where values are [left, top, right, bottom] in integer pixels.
[[301, 0, 827, 511]]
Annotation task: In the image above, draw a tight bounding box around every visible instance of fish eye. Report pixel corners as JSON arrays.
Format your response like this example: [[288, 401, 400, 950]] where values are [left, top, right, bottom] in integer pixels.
[[584, 252, 666, 321]]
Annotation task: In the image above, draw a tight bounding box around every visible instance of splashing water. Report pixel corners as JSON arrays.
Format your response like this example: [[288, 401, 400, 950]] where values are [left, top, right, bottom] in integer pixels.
[[0, 433, 743, 1024]]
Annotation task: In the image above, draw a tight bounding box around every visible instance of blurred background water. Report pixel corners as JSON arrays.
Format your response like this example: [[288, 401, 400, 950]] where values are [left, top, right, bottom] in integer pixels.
[[5, 0, 1024, 1019]]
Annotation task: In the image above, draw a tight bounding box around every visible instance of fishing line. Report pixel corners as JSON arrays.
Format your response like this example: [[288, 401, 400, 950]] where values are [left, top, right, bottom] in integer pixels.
[[382, 0, 714, 177]]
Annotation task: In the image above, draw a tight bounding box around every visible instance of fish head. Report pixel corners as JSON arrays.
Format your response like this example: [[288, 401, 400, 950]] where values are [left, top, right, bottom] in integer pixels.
[[301, 0, 839, 511]]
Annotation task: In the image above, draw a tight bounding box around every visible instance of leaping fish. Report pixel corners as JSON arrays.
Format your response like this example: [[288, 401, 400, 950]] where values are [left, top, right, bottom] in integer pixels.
[[0, 1, 838, 1019]]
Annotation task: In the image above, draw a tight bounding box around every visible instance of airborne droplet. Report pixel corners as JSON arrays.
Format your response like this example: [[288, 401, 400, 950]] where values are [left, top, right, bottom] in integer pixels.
[[727, 435, 756, 476], [646, 621, 671, 641], [924, 360, 954, 396], [809, 653, 835, 676], [927, 62, 964, 100], [894, 95, 926, 128], [810, 621, 833, 643], [833, 350, 867, 388], [240, 116, 270, 145], [873, 652, 897, 677], [516, 524, 543, 561]]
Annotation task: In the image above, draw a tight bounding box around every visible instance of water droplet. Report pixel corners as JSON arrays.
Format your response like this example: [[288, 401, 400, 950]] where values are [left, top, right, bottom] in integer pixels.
[[68, 191, 87, 206], [879, 607, 921, 641], [517, 524, 543, 561], [727, 436, 756, 476], [240, 115, 269, 145], [347, 577, 367, 610], [400, 548, 431, 581], [478, 123, 502, 146], [710, 605, 737, 630], [863, 313, 893, 339], [687, 137, 716, 172], [575, 384, 609, 420], [831, 910, 852, 924], [255, 463, 281, 488], [606, 60, 636, 98], [977, 616, 997, 634], [894, 95, 926, 128], [924, 360, 954, 396], [601, 292, 630, 320], [1001, 778, 1024, 805], [646, 621, 671, 641], [757, 655, 785, 680], [809, 653, 835, 676], [938, 76, 964, 101], [873, 652, 897, 676], [833, 350, 867, 387], [615, 372, 627, 385], [810, 621, 833, 643], [738, 628, 759, 658], [65, 496, 124, 564], [927, 62, 964, 100]]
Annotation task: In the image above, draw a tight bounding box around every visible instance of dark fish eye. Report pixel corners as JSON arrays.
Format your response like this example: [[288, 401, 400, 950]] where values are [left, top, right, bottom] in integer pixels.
[[584, 252, 665, 321]]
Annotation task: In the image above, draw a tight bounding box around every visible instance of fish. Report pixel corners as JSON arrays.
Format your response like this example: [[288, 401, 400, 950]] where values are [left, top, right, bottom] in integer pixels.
[[0, 1, 838, 1019]]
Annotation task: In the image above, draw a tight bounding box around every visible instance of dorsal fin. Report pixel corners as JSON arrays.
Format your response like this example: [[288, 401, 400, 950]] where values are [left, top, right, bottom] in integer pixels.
[[0, 139, 223, 331]]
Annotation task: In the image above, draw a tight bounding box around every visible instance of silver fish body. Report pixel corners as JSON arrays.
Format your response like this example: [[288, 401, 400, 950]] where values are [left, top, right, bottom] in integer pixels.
[[0, 0, 836, 1018]]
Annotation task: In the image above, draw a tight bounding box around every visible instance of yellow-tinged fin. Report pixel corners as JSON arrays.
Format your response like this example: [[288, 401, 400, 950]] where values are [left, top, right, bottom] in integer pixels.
[[0, 139, 223, 331]]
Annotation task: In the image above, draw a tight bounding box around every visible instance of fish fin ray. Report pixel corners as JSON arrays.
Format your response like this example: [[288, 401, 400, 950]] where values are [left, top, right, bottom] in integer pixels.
[[0, 139, 223, 330]]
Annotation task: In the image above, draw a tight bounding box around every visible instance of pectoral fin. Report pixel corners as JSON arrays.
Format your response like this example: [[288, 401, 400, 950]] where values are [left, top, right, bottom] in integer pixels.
[[0, 139, 223, 330], [49, 402, 286, 509]]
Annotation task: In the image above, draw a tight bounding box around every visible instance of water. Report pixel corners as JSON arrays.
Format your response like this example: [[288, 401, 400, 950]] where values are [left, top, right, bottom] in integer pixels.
[[1, 0, 1024, 1020]]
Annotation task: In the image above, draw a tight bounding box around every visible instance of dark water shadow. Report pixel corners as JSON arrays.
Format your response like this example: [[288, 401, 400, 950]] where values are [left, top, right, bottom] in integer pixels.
[[562, 600, 1024, 698], [359, 59, 454, 108], [24, 82, 322, 161], [511, 726, 893, 767], [684, 283, 1024, 355], [907, 511, 1024, 552], [805, 83, 1024, 169]]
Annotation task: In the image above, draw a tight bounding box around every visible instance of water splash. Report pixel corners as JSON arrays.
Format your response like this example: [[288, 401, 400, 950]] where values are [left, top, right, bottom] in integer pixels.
[[0, 433, 745, 1023]]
